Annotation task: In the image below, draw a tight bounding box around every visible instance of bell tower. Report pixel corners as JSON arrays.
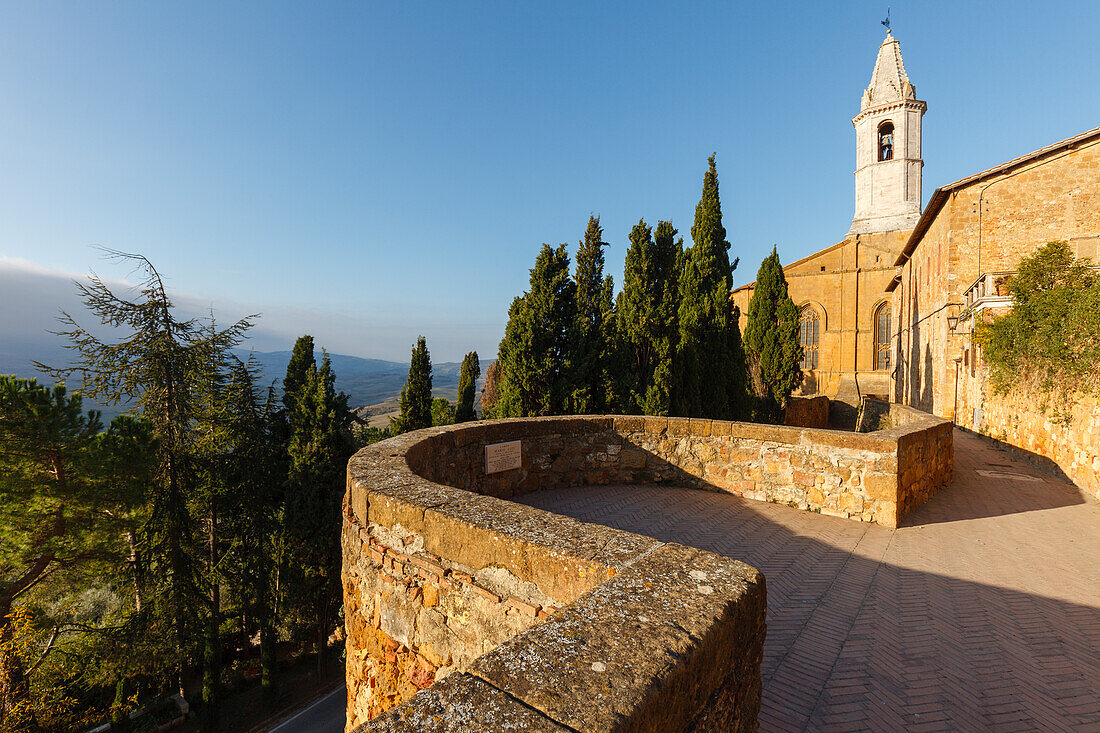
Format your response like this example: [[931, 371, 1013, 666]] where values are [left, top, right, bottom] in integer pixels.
[[849, 31, 926, 236]]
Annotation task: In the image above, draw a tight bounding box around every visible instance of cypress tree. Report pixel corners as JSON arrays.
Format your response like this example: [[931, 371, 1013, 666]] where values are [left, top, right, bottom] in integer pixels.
[[496, 244, 577, 417], [673, 154, 748, 419], [455, 351, 481, 422], [480, 360, 501, 418], [283, 335, 315, 415], [220, 358, 282, 704], [617, 219, 682, 415], [744, 248, 804, 422], [571, 215, 615, 413], [392, 336, 433, 433], [284, 352, 353, 674], [431, 397, 455, 426]]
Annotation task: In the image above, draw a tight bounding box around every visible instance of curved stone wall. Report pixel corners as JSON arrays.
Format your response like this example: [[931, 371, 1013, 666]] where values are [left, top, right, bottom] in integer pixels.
[[343, 413, 952, 731]]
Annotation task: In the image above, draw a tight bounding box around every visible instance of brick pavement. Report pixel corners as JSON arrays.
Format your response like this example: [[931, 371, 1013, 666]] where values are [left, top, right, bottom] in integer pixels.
[[517, 429, 1100, 732]]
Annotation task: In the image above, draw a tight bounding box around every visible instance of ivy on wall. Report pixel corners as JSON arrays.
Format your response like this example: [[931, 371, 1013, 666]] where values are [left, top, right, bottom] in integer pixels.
[[976, 241, 1100, 405]]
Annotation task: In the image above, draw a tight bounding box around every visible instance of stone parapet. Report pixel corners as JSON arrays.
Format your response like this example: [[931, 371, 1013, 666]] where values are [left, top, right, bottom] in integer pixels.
[[343, 412, 952, 730]]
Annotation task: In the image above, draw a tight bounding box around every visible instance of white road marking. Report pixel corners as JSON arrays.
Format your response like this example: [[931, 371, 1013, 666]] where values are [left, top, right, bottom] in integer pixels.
[[266, 685, 344, 733]]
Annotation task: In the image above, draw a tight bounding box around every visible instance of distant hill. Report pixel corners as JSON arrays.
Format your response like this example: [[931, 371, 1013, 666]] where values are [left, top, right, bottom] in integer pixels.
[[237, 349, 471, 408], [0, 338, 481, 415]]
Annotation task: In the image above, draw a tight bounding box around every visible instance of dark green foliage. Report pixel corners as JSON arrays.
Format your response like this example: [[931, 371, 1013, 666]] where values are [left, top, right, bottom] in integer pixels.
[[744, 248, 803, 422], [672, 155, 749, 419], [617, 219, 682, 415], [571, 216, 616, 413], [218, 359, 282, 704], [283, 348, 354, 673], [496, 245, 577, 417], [282, 336, 315, 416], [41, 252, 254, 700], [0, 379, 157, 732], [391, 337, 433, 434], [10, 257, 367, 728], [0, 378, 108, 731], [976, 241, 1100, 403], [352, 424, 391, 447], [454, 351, 480, 423], [431, 397, 455, 426]]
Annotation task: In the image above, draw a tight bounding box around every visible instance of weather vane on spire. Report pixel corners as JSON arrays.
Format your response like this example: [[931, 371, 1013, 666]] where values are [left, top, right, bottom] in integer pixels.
[[882, 7, 891, 33]]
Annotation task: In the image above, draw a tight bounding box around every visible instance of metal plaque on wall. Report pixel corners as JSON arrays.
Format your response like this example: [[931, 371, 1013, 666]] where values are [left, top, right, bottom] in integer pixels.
[[485, 440, 522, 474]]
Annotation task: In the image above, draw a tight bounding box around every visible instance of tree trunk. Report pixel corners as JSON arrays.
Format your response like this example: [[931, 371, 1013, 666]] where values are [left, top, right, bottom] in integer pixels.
[[260, 618, 277, 706], [125, 529, 144, 613], [110, 677, 132, 733], [315, 601, 326, 677], [201, 509, 220, 732], [0, 607, 41, 733], [255, 560, 278, 706]]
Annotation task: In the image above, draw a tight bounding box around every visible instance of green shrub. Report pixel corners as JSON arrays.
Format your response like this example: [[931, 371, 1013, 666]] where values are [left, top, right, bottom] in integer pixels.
[[976, 241, 1100, 404]]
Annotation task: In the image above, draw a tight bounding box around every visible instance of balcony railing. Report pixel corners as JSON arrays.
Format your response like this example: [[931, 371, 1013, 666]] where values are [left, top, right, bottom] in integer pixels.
[[962, 271, 1015, 315]]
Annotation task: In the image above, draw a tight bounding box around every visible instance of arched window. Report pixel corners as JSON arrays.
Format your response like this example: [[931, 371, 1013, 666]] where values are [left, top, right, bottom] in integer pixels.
[[878, 121, 894, 161], [799, 307, 820, 370], [874, 302, 891, 370]]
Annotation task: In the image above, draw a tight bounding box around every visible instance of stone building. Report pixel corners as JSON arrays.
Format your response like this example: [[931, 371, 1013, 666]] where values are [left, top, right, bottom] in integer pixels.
[[732, 31, 924, 405], [732, 31, 1100, 495], [888, 125, 1100, 496]]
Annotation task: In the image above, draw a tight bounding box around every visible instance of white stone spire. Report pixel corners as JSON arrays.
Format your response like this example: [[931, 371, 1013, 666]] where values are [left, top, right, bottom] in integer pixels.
[[861, 32, 917, 110], [849, 32, 926, 237]]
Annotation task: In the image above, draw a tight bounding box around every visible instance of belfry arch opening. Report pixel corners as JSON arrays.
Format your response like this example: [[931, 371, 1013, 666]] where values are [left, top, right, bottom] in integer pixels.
[[878, 121, 895, 161]]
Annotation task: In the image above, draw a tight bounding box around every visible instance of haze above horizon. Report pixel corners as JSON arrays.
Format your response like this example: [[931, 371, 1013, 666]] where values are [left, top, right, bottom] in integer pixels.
[[2, 1, 1098, 362]]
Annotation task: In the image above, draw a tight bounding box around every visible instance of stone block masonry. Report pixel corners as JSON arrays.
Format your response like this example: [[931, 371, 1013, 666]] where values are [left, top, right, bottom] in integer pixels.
[[975, 388, 1100, 501], [344, 412, 951, 730]]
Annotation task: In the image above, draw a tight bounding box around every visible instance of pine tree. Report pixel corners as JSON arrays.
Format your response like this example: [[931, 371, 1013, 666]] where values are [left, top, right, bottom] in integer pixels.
[[673, 155, 748, 419], [220, 358, 282, 704], [744, 248, 803, 422], [41, 252, 253, 699], [571, 216, 615, 413], [391, 337, 433, 434], [454, 351, 480, 422], [617, 219, 682, 415], [191, 338, 232, 731], [0, 378, 131, 732], [496, 244, 577, 416]]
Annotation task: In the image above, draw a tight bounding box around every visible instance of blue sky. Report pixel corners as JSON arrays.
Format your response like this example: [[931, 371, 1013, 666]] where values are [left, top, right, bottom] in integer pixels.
[[2, 1, 1098, 361]]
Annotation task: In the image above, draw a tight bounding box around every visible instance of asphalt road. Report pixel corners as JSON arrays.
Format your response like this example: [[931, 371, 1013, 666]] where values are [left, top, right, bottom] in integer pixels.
[[266, 685, 345, 733]]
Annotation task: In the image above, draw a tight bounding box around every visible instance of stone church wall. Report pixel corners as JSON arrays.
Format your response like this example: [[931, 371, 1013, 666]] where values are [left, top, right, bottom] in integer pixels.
[[733, 229, 906, 405], [894, 134, 1100, 418], [343, 414, 953, 730]]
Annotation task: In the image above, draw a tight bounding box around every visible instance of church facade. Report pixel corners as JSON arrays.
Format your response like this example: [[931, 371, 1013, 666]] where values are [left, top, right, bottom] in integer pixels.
[[732, 31, 924, 405], [734, 31, 1100, 495]]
